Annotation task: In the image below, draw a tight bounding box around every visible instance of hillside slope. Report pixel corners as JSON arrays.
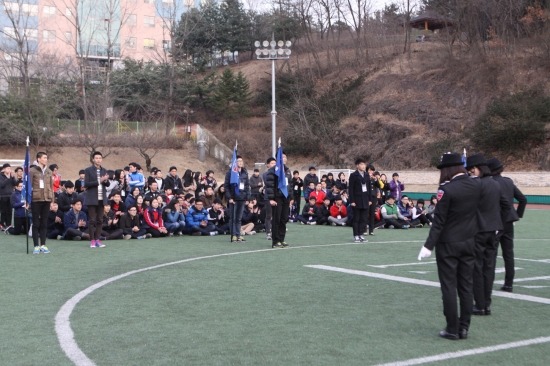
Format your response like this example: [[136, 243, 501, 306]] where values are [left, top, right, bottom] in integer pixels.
[[213, 41, 550, 171]]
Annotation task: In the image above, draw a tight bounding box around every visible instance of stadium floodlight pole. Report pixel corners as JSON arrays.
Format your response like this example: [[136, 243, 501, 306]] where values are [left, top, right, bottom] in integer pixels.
[[254, 34, 292, 157]]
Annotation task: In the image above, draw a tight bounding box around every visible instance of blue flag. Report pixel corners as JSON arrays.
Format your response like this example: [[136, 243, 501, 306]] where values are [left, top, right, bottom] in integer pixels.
[[22, 144, 32, 204], [462, 148, 467, 168], [230, 144, 240, 196], [275, 143, 288, 198]]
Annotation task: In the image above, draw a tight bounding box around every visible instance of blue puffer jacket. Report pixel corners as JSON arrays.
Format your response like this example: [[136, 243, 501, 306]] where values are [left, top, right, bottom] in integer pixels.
[[11, 190, 26, 218], [185, 206, 209, 229]]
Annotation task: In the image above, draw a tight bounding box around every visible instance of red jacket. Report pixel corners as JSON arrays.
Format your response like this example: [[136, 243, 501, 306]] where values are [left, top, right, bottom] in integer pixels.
[[144, 207, 164, 230], [330, 204, 347, 218], [309, 190, 326, 207]]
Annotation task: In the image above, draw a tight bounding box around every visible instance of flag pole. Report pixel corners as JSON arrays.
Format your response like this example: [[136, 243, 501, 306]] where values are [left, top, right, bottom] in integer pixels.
[[25, 136, 29, 254]]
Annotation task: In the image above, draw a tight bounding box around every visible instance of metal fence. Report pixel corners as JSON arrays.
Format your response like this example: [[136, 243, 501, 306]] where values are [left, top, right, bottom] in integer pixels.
[[55, 119, 177, 136]]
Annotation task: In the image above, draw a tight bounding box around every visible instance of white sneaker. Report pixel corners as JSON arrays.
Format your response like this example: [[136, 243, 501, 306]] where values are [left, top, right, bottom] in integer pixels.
[[309, 222, 317, 225], [354, 236, 361, 243], [359, 236, 367, 243]]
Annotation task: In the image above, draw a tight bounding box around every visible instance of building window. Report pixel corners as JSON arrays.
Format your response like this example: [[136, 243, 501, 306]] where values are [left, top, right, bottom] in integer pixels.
[[125, 37, 137, 49], [43, 6, 56, 16], [143, 39, 155, 49], [144, 16, 155, 27], [162, 40, 171, 49], [127, 14, 137, 26], [3, 27, 16, 38], [22, 4, 38, 16], [162, 0, 174, 4], [144, 0, 154, 4], [64, 32, 72, 43], [43, 30, 56, 43], [25, 29, 38, 40], [4, 3, 38, 16]]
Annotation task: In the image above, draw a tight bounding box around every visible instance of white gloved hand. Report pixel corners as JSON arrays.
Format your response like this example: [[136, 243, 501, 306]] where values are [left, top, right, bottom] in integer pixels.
[[418, 246, 432, 261]]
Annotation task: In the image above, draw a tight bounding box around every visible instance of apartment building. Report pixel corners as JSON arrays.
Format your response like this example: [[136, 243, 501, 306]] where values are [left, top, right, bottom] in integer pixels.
[[0, 0, 201, 70]]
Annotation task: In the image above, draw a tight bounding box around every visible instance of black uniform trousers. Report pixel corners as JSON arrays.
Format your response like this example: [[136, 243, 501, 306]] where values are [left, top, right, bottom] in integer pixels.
[[436, 238, 475, 334], [0, 196, 12, 227], [352, 207, 368, 237], [497, 221, 515, 287], [367, 200, 376, 233], [271, 196, 290, 244], [31, 201, 50, 247], [473, 231, 498, 309]]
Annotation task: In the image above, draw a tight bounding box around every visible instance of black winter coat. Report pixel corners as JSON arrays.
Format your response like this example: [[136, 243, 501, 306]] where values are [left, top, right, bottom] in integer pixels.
[[348, 170, 371, 209]]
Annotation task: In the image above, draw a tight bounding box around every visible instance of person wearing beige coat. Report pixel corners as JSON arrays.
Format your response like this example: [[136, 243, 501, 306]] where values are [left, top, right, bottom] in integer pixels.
[[29, 152, 54, 254]]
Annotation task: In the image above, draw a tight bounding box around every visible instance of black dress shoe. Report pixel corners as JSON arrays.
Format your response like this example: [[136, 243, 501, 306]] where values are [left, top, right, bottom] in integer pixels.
[[485, 307, 491, 315], [439, 330, 459, 340], [472, 306, 486, 316], [501, 285, 513, 292], [459, 329, 468, 340]]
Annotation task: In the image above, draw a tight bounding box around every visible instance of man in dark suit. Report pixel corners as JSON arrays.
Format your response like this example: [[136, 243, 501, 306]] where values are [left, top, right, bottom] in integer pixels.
[[348, 158, 371, 243], [418, 152, 482, 340], [84, 151, 110, 248], [466, 154, 511, 316], [487, 158, 527, 292]]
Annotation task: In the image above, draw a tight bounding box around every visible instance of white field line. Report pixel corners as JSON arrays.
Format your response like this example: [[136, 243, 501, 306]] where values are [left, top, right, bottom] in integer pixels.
[[369, 261, 436, 268], [373, 336, 550, 366], [510, 257, 550, 264], [494, 275, 550, 285], [56, 241, 373, 366], [55, 239, 549, 366], [305, 265, 550, 305]]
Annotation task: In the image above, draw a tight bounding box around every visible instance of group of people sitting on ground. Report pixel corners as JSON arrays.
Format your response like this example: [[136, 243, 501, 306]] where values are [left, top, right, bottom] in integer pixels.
[[2, 160, 434, 242], [291, 166, 435, 232]]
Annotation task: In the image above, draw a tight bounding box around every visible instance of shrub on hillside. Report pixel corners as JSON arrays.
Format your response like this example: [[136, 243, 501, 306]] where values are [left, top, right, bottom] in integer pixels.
[[471, 89, 550, 154]]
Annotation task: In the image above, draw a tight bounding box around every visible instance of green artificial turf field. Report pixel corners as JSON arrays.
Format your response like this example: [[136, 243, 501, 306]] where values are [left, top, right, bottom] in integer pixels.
[[1, 209, 549, 366]]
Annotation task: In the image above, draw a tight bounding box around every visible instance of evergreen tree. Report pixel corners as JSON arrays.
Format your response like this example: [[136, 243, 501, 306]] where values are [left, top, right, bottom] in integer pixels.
[[233, 71, 251, 117]]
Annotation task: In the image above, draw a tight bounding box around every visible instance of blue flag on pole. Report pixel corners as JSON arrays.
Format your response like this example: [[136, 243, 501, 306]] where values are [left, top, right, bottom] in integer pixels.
[[275, 139, 288, 198], [22, 141, 32, 204], [462, 148, 467, 168], [230, 142, 239, 196]]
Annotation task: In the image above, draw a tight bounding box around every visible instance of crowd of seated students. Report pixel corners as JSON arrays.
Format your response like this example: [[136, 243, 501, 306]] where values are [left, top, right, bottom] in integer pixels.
[[292, 166, 433, 232], [3, 161, 435, 240]]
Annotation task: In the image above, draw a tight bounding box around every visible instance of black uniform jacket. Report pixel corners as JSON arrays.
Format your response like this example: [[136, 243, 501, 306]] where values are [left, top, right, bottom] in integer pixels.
[[84, 165, 109, 205], [348, 170, 371, 209], [424, 174, 481, 251], [477, 176, 511, 232], [264, 165, 291, 201], [493, 174, 527, 223]]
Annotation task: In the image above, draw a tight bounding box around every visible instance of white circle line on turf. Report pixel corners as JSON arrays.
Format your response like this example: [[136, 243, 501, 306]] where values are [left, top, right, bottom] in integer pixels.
[[54, 239, 545, 366], [373, 336, 550, 366], [55, 241, 370, 366]]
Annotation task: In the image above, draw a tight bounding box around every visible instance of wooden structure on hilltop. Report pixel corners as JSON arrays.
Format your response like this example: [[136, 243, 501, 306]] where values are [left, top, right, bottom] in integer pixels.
[[410, 10, 454, 31]]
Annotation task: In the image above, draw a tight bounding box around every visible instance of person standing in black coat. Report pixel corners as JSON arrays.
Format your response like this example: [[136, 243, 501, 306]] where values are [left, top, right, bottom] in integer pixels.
[[466, 154, 511, 316], [487, 158, 527, 292], [348, 158, 371, 243], [264, 152, 292, 248], [84, 151, 110, 248], [418, 152, 482, 341]]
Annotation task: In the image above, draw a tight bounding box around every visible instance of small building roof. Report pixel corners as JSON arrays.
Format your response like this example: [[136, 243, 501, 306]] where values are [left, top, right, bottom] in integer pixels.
[[410, 10, 454, 30]]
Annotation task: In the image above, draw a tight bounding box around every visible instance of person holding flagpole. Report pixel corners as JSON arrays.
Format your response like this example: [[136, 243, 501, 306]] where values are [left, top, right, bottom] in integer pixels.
[[224, 143, 250, 243], [29, 151, 54, 254], [265, 139, 291, 248]]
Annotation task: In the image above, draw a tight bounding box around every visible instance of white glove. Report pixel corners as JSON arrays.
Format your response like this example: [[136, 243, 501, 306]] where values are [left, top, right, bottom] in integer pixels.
[[418, 246, 432, 261]]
